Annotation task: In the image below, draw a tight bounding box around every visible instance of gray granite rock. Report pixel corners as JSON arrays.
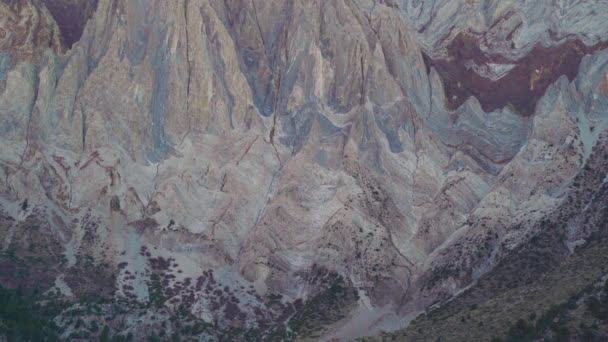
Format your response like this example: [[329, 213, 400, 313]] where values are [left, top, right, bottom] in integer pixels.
[[0, 0, 607, 339]]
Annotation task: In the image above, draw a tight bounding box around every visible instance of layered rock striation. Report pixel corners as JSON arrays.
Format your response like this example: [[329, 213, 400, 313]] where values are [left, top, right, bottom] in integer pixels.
[[0, 0, 607, 340]]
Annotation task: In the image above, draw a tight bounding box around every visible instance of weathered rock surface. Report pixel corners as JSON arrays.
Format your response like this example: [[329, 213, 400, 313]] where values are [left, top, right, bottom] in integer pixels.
[[0, 0, 607, 340]]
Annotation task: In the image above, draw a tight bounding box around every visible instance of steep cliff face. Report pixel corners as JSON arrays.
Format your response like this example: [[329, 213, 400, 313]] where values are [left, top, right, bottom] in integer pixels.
[[0, 0, 607, 340]]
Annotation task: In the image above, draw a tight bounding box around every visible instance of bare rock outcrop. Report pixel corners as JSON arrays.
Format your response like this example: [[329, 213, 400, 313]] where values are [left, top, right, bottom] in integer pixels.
[[0, 0, 607, 340]]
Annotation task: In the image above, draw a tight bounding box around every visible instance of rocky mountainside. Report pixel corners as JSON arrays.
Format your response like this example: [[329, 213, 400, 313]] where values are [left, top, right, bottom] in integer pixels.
[[0, 0, 607, 340]]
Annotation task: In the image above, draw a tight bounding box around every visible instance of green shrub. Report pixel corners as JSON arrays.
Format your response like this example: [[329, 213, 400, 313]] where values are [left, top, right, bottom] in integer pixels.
[[0, 285, 61, 341]]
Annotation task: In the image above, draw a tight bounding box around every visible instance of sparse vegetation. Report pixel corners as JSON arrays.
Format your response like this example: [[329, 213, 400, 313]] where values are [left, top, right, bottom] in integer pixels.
[[373, 236, 608, 342], [0, 285, 62, 341], [148, 274, 166, 308], [286, 268, 359, 340]]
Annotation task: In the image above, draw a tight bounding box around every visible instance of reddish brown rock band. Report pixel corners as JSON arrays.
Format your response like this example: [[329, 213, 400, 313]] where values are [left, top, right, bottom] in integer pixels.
[[424, 33, 608, 116]]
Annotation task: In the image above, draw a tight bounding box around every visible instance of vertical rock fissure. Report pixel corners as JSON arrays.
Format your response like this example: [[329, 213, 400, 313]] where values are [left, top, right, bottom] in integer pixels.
[[152, 163, 161, 192], [21, 111, 34, 165], [250, 0, 267, 56], [268, 14, 292, 167], [180, 0, 192, 148], [269, 67, 281, 166], [67, 167, 74, 209], [238, 14, 298, 264], [360, 54, 366, 105], [367, 3, 380, 41], [352, 0, 380, 42], [148, 27, 172, 162], [184, 0, 191, 119], [81, 103, 87, 151], [20, 70, 40, 167]]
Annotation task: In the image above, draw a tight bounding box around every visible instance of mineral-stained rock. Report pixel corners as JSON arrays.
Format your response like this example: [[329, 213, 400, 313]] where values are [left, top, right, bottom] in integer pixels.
[[0, 0, 607, 340], [424, 34, 608, 116]]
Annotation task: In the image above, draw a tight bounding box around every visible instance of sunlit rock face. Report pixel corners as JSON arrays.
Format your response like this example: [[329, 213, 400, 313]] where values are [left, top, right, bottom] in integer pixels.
[[0, 0, 607, 339]]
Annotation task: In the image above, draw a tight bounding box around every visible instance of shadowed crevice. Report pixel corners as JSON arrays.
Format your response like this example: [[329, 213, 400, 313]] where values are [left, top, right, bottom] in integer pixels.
[[41, 0, 99, 48]]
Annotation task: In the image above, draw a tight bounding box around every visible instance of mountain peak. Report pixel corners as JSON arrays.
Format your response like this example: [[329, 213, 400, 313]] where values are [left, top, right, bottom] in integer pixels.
[[1, 0, 608, 340]]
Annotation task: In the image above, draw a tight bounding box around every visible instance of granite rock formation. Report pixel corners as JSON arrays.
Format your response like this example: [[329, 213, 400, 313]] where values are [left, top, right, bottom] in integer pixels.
[[0, 0, 607, 340]]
